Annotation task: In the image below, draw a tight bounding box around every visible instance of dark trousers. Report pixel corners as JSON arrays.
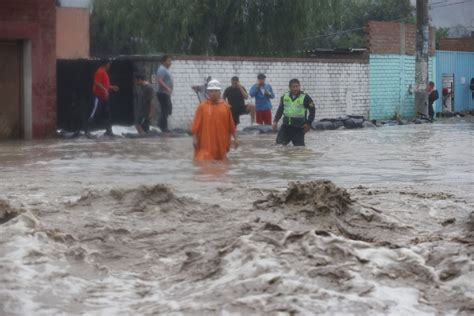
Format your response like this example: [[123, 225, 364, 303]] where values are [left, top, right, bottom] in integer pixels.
[[157, 92, 172, 132], [139, 119, 150, 133], [86, 97, 112, 133], [276, 124, 305, 146], [428, 102, 435, 120]]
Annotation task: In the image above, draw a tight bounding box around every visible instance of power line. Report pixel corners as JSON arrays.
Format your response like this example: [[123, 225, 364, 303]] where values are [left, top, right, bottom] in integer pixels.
[[299, 0, 472, 42], [300, 17, 408, 41], [430, 0, 473, 9]]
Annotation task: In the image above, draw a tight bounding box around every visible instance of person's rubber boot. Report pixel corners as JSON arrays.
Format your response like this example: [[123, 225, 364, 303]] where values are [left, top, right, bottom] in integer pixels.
[[85, 131, 95, 139], [104, 129, 115, 137]]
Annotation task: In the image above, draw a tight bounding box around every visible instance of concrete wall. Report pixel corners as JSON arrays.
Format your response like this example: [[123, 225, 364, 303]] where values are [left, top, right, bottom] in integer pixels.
[[0, 0, 57, 138], [56, 7, 89, 59], [136, 57, 369, 129], [369, 55, 435, 120]]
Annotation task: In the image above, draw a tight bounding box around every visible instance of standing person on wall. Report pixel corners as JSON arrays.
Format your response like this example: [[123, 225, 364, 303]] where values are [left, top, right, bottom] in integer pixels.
[[86, 59, 119, 138], [192, 76, 212, 103], [223, 76, 256, 126], [156, 55, 173, 133], [192, 80, 239, 161], [249, 73, 275, 125]]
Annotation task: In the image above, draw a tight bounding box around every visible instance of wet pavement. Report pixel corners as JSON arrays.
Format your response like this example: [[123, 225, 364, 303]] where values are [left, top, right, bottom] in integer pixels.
[[1, 117, 473, 315]]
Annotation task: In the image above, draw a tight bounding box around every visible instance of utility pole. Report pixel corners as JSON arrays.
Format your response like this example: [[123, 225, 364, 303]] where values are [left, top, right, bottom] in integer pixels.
[[415, 0, 429, 117]]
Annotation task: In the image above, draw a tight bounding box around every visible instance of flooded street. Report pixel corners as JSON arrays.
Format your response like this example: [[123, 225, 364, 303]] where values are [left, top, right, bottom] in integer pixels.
[[1, 118, 473, 315]]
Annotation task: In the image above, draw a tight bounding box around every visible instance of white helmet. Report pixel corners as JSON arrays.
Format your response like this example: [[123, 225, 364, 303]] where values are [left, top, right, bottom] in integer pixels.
[[206, 79, 222, 91]]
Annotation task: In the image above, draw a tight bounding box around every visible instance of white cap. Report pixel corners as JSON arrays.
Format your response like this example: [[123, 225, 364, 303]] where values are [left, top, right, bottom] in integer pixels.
[[206, 79, 221, 91]]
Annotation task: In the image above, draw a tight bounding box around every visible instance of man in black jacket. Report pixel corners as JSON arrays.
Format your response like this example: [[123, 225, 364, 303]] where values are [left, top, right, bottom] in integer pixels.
[[272, 79, 315, 146], [427, 81, 439, 121]]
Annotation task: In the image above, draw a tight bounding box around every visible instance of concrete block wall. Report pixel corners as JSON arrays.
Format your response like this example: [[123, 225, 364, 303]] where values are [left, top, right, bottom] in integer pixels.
[[369, 54, 435, 120], [149, 58, 369, 129]]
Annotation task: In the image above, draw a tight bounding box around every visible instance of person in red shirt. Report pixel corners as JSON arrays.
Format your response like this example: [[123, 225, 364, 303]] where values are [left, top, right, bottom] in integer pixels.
[[86, 59, 119, 137]]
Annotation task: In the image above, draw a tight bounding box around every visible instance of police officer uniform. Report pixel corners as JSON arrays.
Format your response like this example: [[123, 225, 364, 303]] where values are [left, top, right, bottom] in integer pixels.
[[273, 91, 316, 146]]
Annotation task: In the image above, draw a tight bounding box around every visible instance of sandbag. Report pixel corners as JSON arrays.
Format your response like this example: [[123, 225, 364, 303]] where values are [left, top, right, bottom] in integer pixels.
[[437, 111, 456, 118], [56, 130, 81, 139], [123, 132, 157, 139], [380, 120, 400, 126], [171, 128, 191, 135], [123, 129, 161, 139], [413, 118, 432, 124], [362, 121, 376, 128], [343, 117, 364, 129], [314, 118, 345, 130], [312, 121, 337, 130]]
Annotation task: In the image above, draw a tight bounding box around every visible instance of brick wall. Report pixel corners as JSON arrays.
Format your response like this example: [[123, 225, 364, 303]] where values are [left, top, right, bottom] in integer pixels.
[[0, 0, 57, 138], [367, 21, 435, 56], [369, 54, 435, 120], [56, 7, 90, 59], [439, 37, 474, 52], [136, 57, 369, 129]]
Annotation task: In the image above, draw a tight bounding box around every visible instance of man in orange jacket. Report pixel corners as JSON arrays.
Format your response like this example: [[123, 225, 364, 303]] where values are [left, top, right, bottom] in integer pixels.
[[192, 80, 239, 160]]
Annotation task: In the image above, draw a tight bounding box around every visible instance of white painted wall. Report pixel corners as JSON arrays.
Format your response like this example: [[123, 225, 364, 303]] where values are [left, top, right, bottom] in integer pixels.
[[161, 59, 369, 129]]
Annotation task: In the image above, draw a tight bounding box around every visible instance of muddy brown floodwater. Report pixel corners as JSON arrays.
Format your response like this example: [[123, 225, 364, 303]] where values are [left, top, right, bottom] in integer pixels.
[[1, 117, 473, 315]]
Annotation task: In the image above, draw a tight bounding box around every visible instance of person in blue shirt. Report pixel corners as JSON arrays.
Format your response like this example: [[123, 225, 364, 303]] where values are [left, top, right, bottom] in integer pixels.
[[249, 73, 275, 125], [156, 55, 173, 132]]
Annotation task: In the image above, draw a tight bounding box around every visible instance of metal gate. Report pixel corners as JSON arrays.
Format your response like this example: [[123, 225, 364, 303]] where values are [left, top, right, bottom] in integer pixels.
[[0, 41, 22, 139], [436, 51, 474, 113]]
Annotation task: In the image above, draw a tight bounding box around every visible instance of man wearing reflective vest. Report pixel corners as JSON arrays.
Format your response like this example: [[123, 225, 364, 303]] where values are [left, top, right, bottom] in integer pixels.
[[272, 79, 315, 146]]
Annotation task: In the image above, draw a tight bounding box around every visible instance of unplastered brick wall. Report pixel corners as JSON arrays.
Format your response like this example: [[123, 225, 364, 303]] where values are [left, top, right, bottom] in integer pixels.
[[367, 21, 435, 56], [145, 57, 369, 129], [439, 37, 474, 52]]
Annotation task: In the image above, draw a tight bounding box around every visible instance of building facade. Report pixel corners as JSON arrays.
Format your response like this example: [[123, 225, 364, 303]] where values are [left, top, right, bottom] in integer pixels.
[[0, 0, 57, 139], [366, 21, 437, 120]]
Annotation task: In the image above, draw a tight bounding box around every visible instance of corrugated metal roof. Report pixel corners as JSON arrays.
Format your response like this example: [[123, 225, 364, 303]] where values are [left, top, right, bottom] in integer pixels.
[[57, 0, 91, 9]]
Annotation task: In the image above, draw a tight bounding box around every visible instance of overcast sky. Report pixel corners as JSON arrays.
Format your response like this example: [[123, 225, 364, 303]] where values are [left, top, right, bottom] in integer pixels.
[[410, 0, 474, 28]]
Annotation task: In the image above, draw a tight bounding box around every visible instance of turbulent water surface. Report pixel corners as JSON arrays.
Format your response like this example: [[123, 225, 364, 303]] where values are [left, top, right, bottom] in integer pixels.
[[1, 118, 473, 315]]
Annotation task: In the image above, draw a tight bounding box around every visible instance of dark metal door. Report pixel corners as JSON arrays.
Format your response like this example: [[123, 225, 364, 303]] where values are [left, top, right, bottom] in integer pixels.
[[0, 41, 22, 140]]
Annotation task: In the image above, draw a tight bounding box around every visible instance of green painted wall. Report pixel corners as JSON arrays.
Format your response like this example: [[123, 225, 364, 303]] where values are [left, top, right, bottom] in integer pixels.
[[369, 54, 435, 120]]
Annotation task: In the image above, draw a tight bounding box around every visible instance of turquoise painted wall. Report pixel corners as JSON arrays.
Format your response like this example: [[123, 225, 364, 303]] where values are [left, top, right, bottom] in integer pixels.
[[369, 54, 435, 120]]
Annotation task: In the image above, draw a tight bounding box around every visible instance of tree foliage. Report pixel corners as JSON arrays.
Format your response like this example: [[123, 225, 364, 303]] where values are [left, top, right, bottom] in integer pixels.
[[90, 0, 414, 56], [435, 27, 450, 49]]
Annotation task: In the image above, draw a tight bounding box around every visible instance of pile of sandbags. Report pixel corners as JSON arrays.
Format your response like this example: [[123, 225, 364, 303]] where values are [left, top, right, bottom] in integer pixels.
[[312, 115, 375, 131]]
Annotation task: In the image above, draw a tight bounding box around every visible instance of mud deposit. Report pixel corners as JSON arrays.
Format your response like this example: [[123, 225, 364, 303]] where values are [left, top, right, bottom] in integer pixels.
[[0, 180, 472, 315], [1, 120, 473, 315]]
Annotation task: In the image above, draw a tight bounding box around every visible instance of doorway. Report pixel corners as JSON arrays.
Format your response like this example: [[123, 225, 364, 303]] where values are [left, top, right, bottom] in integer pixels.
[[0, 41, 22, 139], [441, 73, 455, 112]]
